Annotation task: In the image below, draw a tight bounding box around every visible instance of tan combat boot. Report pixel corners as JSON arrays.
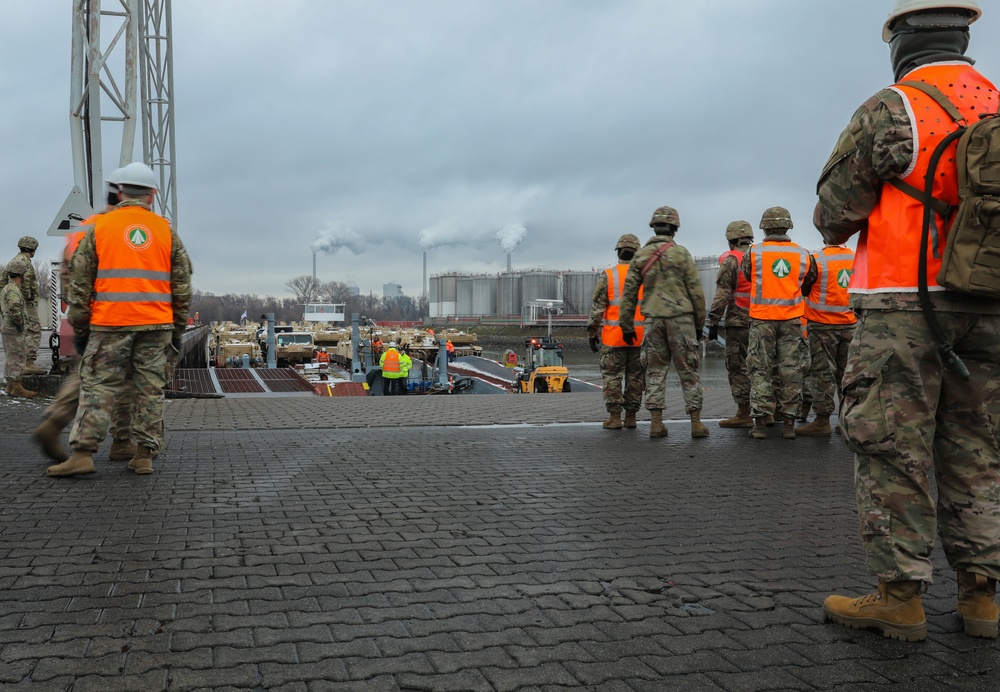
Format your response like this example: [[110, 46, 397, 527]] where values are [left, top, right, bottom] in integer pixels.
[[108, 441, 136, 461], [796, 400, 811, 422], [22, 361, 46, 375], [602, 406, 623, 430], [128, 446, 154, 475], [690, 410, 709, 438], [764, 414, 775, 427], [719, 404, 753, 429], [749, 418, 768, 440], [781, 416, 796, 440], [3, 381, 11, 395], [649, 410, 668, 438], [32, 418, 69, 463], [623, 410, 637, 429], [823, 581, 927, 642], [956, 570, 1000, 638], [796, 414, 831, 437], [10, 380, 38, 398], [47, 451, 97, 477]]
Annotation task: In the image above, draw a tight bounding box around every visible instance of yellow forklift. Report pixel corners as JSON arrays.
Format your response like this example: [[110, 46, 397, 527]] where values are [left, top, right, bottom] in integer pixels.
[[516, 336, 571, 393]]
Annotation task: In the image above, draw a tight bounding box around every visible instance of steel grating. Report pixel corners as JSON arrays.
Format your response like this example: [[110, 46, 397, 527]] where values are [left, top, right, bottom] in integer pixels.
[[214, 368, 265, 394], [169, 369, 218, 395], [254, 368, 314, 393]]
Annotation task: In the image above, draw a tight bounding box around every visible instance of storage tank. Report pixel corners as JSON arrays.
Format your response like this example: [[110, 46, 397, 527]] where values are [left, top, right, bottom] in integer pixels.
[[695, 256, 719, 314], [456, 276, 475, 315], [472, 276, 497, 316], [497, 272, 522, 316], [428, 276, 441, 318], [439, 273, 459, 317], [521, 270, 560, 306], [562, 270, 601, 315]]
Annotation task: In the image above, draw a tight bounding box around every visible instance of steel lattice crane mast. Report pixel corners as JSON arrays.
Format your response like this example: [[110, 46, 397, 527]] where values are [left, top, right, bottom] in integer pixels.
[[49, 0, 178, 236]]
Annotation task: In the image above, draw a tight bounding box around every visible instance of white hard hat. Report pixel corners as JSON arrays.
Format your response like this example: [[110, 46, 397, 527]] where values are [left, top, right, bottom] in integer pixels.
[[115, 162, 159, 191], [388, 341, 397, 347], [106, 167, 125, 187], [883, 0, 981, 42]]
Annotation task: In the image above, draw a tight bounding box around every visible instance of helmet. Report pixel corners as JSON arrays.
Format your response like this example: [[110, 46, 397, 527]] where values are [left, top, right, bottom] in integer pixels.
[[615, 233, 641, 252], [388, 341, 397, 348], [760, 206, 794, 231], [106, 167, 125, 188], [649, 206, 680, 228], [5, 257, 30, 277], [724, 221, 754, 242], [17, 236, 38, 251], [115, 162, 159, 191], [883, 0, 981, 42]]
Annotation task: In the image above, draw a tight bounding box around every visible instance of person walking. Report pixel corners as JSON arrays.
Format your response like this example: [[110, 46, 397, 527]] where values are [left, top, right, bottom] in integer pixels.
[[1, 236, 44, 375], [707, 220, 755, 428], [46, 162, 192, 478], [795, 242, 857, 437], [587, 233, 645, 430], [1, 258, 38, 398], [620, 206, 708, 440], [815, 0, 1000, 641], [740, 207, 817, 440]]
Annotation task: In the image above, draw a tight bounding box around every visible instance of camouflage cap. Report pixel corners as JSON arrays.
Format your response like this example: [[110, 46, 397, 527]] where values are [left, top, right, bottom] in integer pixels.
[[759, 206, 794, 231], [5, 257, 30, 277], [725, 220, 754, 241], [17, 235, 38, 251], [649, 206, 680, 228], [615, 233, 641, 252]]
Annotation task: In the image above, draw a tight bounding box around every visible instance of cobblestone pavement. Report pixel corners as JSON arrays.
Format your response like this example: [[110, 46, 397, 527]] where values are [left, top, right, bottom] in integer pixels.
[[1, 391, 998, 691]]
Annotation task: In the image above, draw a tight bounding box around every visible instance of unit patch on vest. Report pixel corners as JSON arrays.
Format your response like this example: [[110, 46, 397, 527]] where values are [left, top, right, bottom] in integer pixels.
[[771, 258, 792, 278], [837, 268, 852, 288], [124, 225, 152, 251]]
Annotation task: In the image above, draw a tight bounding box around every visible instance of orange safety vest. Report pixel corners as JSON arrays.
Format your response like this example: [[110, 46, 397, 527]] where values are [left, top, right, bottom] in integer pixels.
[[748, 241, 810, 321], [601, 264, 645, 347], [853, 63, 999, 294], [317, 351, 330, 363], [382, 348, 400, 374], [718, 250, 751, 310], [446, 340, 454, 353], [805, 246, 857, 325]]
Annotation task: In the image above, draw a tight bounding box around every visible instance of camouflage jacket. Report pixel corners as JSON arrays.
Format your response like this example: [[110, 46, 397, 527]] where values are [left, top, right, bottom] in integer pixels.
[[620, 236, 705, 332], [1, 251, 38, 304], [740, 235, 819, 299], [708, 254, 749, 328], [586, 268, 612, 338], [0, 281, 26, 332], [813, 77, 1000, 313], [67, 200, 193, 335]]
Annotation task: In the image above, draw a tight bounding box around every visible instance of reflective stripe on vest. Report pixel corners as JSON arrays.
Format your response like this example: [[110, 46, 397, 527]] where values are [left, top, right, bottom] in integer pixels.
[[601, 264, 645, 347], [805, 247, 858, 325], [853, 63, 999, 294], [749, 241, 809, 320], [91, 206, 173, 327], [719, 249, 751, 309]]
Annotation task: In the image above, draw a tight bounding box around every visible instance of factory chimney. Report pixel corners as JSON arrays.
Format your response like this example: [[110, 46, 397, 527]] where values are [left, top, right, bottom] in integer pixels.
[[312, 252, 317, 281], [423, 251, 427, 300], [506, 252, 512, 273]]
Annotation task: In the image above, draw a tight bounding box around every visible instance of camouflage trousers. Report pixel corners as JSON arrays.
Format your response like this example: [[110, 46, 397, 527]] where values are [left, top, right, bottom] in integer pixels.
[[804, 323, 853, 416], [723, 326, 749, 407], [842, 309, 1000, 582], [23, 301, 40, 362], [46, 355, 133, 441], [643, 314, 702, 413], [747, 318, 808, 419], [1, 325, 26, 381], [70, 330, 171, 453], [599, 345, 643, 412]]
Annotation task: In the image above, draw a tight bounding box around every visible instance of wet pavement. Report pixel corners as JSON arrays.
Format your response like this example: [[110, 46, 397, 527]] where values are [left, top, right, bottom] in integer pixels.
[[1, 368, 999, 690]]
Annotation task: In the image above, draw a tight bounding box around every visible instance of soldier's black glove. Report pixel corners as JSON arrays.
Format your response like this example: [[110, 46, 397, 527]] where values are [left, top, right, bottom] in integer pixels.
[[588, 336, 600, 353], [708, 325, 718, 342], [73, 333, 89, 356], [622, 329, 637, 346]]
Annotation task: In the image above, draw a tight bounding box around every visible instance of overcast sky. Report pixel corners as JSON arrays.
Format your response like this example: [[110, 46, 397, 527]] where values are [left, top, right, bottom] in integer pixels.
[[3, 1, 1000, 299]]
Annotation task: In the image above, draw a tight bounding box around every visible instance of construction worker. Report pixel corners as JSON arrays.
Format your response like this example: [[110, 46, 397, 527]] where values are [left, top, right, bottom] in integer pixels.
[[587, 232, 645, 430], [316, 347, 330, 364], [1, 236, 44, 375], [817, 0, 1000, 641], [47, 162, 193, 478], [707, 220, 754, 428], [33, 173, 138, 463], [620, 206, 708, 439], [795, 242, 857, 437], [740, 207, 817, 440], [398, 347, 413, 395], [446, 339, 455, 362], [1, 258, 39, 398], [379, 342, 401, 396]]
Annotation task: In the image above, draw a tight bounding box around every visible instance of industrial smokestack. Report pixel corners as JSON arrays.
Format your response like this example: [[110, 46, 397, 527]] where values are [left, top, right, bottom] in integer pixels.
[[312, 252, 317, 281], [423, 251, 427, 300], [506, 252, 512, 273]]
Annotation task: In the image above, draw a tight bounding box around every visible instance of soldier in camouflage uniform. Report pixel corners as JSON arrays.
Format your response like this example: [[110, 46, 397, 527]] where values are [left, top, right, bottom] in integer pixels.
[[740, 208, 817, 441], [47, 162, 192, 478], [1, 236, 44, 375], [817, 0, 1000, 642], [1, 258, 38, 398], [707, 220, 754, 428], [620, 206, 708, 440], [588, 233, 645, 429]]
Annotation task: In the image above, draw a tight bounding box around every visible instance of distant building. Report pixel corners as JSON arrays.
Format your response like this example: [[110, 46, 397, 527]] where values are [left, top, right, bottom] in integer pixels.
[[347, 284, 361, 296], [383, 282, 403, 299]]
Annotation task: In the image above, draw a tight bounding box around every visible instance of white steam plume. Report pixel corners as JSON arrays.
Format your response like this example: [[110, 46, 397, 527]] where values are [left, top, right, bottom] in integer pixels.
[[418, 222, 467, 250], [311, 226, 366, 255], [496, 223, 527, 253]]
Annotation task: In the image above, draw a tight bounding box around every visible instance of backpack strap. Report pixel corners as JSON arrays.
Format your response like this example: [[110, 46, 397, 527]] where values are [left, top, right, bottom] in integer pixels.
[[897, 80, 968, 126], [639, 240, 675, 279], [887, 178, 955, 218]]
